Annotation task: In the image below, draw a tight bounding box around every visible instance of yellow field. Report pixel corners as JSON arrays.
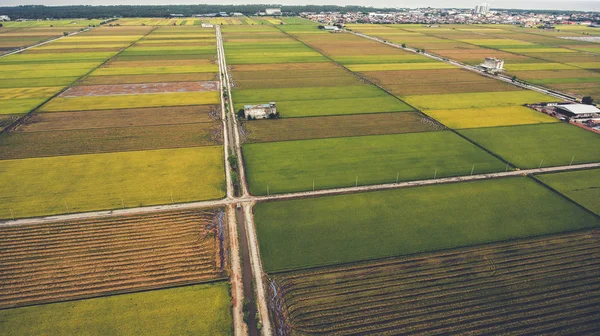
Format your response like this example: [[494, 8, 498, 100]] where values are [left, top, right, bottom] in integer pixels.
[[566, 62, 600, 69], [0, 147, 225, 219], [0, 87, 62, 100], [503, 48, 576, 53], [348, 63, 456, 71], [40, 91, 220, 111], [91, 65, 219, 76], [425, 106, 558, 129], [0, 98, 47, 115], [404, 91, 562, 110], [36, 43, 130, 49]]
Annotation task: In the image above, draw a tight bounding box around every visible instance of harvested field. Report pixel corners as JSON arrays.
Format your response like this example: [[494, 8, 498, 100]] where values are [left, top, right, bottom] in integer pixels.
[[0, 146, 225, 219], [348, 63, 456, 71], [243, 112, 443, 143], [0, 282, 232, 336], [230, 62, 339, 72], [459, 123, 600, 168], [270, 230, 600, 335], [60, 81, 219, 97], [254, 177, 599, 271], [18, 106, 218, 132], [243, 131, 506, 195], [0, 209, 226, 309], [0, 122, 222, 159], [40, 91, 220, 111], [91, 64, 218, 76], [362, 69, 493, 85], [425, 106, 557, 129], [105, 59, 215, 67], [537, 168, 600, 215], [80, 73, 217, 85]]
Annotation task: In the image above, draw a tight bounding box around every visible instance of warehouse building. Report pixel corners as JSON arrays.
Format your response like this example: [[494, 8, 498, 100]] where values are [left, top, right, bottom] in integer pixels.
[[265, 8, 282, 16], [555, 103, 600, 122], [244, 102, 277, 119], [479, 57, 504, 72]]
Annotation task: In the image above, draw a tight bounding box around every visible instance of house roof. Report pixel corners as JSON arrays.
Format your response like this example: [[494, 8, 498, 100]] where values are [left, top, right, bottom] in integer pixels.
[[244, 104, 272, 109], [556, 104, 600, 114]]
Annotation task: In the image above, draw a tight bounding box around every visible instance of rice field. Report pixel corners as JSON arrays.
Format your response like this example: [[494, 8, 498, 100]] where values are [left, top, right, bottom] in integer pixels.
[[537, 168, 600, 215], [254, 177, 599, 271]]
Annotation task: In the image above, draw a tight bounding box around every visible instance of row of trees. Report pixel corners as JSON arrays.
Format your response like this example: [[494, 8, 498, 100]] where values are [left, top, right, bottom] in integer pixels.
[[0, 5, 396, 19]]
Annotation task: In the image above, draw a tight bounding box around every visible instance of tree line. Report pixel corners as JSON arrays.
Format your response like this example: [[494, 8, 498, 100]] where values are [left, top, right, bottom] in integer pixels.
[[0, 5, 397, 19]]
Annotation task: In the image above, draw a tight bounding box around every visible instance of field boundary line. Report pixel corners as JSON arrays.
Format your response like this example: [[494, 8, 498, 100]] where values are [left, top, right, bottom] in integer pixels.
[[265, 226, 600, 276], [0, 277, 229, 312], [276, 26, 518, 169], [0, 26, 157, 136], [528, 175, 600, 221]]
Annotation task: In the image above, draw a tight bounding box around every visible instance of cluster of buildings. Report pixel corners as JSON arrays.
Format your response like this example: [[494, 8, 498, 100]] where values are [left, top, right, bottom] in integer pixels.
[[301, 8, 599, 26]]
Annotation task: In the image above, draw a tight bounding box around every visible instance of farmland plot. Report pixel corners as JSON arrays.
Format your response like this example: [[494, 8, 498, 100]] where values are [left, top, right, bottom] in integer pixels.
[[254, 177, 599, 272], [0, 282, 232, 336], [537, 168, 600, 215], [0, 209, 226, 308], [244, 131, 507, 195], [270, 230, 600, 335]]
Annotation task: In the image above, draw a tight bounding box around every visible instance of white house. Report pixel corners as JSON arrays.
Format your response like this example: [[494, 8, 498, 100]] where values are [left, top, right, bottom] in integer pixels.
[[480, 57, 504, 72], [244, 102, 276, 119], [0, 15, 10, 21], [265, 8, 282, 16], [201, 23, 214, 28]]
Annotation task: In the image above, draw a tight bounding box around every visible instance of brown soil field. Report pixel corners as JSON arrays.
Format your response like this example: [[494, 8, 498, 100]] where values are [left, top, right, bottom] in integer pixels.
[[550, 82, 600, 98], [61, 81, 219, 97], [270, 229, 600, 335], [0, 210, 227, 309], [535, 53, 600, 63], [243, 112, 443, 143], [386, 80, 520, 96], [511, 69, 600, 79], [132, 42, 215, 47], [0, 122, 221, 159], [434, 49, 535, 62], [19, 105, 218, 132], [105, 59, 214, 67], [0, 115, 19, 132], [363, 69, 490, 85], [231, 62, 340, 72], [233, 77, 362, 90], [80, 72, 217, 85]]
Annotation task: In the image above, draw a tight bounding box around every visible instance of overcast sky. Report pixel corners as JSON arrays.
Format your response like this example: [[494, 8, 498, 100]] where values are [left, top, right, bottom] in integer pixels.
[[1, 0, 599, 12]]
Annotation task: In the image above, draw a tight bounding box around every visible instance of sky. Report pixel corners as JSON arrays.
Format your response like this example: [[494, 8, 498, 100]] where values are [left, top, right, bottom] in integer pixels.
[[1, 0, 599, 12]]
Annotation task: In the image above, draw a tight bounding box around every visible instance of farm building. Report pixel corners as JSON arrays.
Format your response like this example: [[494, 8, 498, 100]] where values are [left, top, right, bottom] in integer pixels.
[[480, 57, 504, 72], [201, 23, 214, 28], [244, 103, 277, 119], [265, 8, 283, 16], [0, 15, 10, 21], [555, 104, 600, 121]]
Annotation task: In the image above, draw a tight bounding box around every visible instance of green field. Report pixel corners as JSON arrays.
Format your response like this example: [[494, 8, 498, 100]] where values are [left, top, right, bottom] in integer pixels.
[[236, 96, 413, 117], [0, 282, 232, 336], [243, 131, 507, 195], [40, 91, 219, 111], [254, 177, 600, 272], [0, 147, 225, 219], [404, 91, 561, 110], [233, 85, 388, 102], [460, 123, 600, 168], [537, 168, 600, 215], [348, 63, 456, 71], [91, 64, 218, 76]]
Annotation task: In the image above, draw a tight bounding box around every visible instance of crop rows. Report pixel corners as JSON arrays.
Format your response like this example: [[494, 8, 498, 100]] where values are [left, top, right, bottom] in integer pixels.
[[0, 209, 226, 309], [269, 230, 600, 335]]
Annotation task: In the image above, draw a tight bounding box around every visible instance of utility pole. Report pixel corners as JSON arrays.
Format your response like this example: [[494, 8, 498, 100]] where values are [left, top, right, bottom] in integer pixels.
[[396, 172, 399, 183], [355, 176, 358, 187], [470, 164, 475, 176], [538, 158, 544, 169], [120, 197, 125, 209], [313, 180, 315, 192], [570, 156, 575, 166], [9, 208, 14, 220], [434, 169, 437, 179]]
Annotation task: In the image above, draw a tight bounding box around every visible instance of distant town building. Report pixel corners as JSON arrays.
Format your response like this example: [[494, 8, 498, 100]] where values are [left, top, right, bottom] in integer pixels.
[[231, 12, 244, 17], [201, 23, 214, 28], [555, 104, 600, 121], [265, 8, 282, 16], [480, 57, 504, 72], [0, 15, 10, 21], [474, 3, 490, 15], [244, 102, 277, 119], [169, 14, 184, 17], [321, 25, 341, 31]]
